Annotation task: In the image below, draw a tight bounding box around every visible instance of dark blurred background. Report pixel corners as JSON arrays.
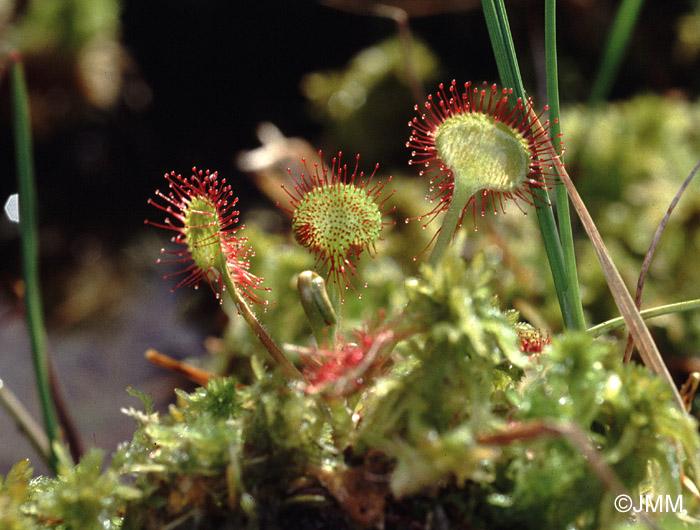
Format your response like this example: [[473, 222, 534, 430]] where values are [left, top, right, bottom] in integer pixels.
[[1, 0, 700, 475]]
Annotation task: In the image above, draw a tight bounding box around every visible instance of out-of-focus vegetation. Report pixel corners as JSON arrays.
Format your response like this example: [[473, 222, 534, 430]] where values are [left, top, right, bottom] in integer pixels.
[[1, 0, 126, 113]]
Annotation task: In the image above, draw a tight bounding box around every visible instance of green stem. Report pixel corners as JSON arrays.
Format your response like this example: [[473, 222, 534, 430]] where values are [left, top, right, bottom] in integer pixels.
[[223, 272, 339, 431], [221, 269, 304, 381], [10, 54, 59, 473], [428, 181, 473, 267], [588, 0, 645, 104], [545, 0, 586, 330], [327, 282, 342, 345], [588, 299, 700, 338], [481, 0, 577, 330]]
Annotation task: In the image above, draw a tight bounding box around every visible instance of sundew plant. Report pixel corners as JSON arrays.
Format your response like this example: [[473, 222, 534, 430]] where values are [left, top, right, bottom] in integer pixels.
[[3, 2, 700, 529]]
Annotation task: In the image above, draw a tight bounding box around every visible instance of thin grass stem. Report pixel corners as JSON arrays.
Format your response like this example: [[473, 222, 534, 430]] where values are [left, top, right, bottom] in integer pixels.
[[10, 53, 59, 473], [545, 0, 586, 331], [0, 378, 51, 465], [538, 132, 684, 410], [622, 158, 700, 362], [588, 299, 700, 338], [481, 0, 576, 330]]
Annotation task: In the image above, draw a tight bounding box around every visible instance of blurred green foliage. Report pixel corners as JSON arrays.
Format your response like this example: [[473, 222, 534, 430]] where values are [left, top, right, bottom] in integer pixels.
[[563, 95, 700, 352], [0, 459, 35, 530], [301, 36, 439, 162], [3, 0, 120, 55], [2, 0, 125, 113]]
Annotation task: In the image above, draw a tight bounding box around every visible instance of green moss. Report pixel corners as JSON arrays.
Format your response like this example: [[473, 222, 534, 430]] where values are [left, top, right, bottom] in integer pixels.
[[3, 235, 700, 529]]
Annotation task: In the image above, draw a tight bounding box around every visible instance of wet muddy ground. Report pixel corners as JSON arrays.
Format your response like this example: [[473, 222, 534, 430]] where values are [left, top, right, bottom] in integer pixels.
[[0, 244, 207, 475]]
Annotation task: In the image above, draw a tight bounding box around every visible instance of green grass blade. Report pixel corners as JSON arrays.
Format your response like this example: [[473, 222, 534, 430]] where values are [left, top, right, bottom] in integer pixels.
[[588, 299, 700, 338], [481, 0, 576, 329], [481, 0, 525, 96], [545, 0, 585, 330], [589, 0, 645, 104], [10, 53, 59, 473], [543, 137, 683, 409]]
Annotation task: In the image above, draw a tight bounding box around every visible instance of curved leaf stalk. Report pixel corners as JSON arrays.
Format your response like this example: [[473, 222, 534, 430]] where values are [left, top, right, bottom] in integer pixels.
[[221, 269, 304, 382]]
